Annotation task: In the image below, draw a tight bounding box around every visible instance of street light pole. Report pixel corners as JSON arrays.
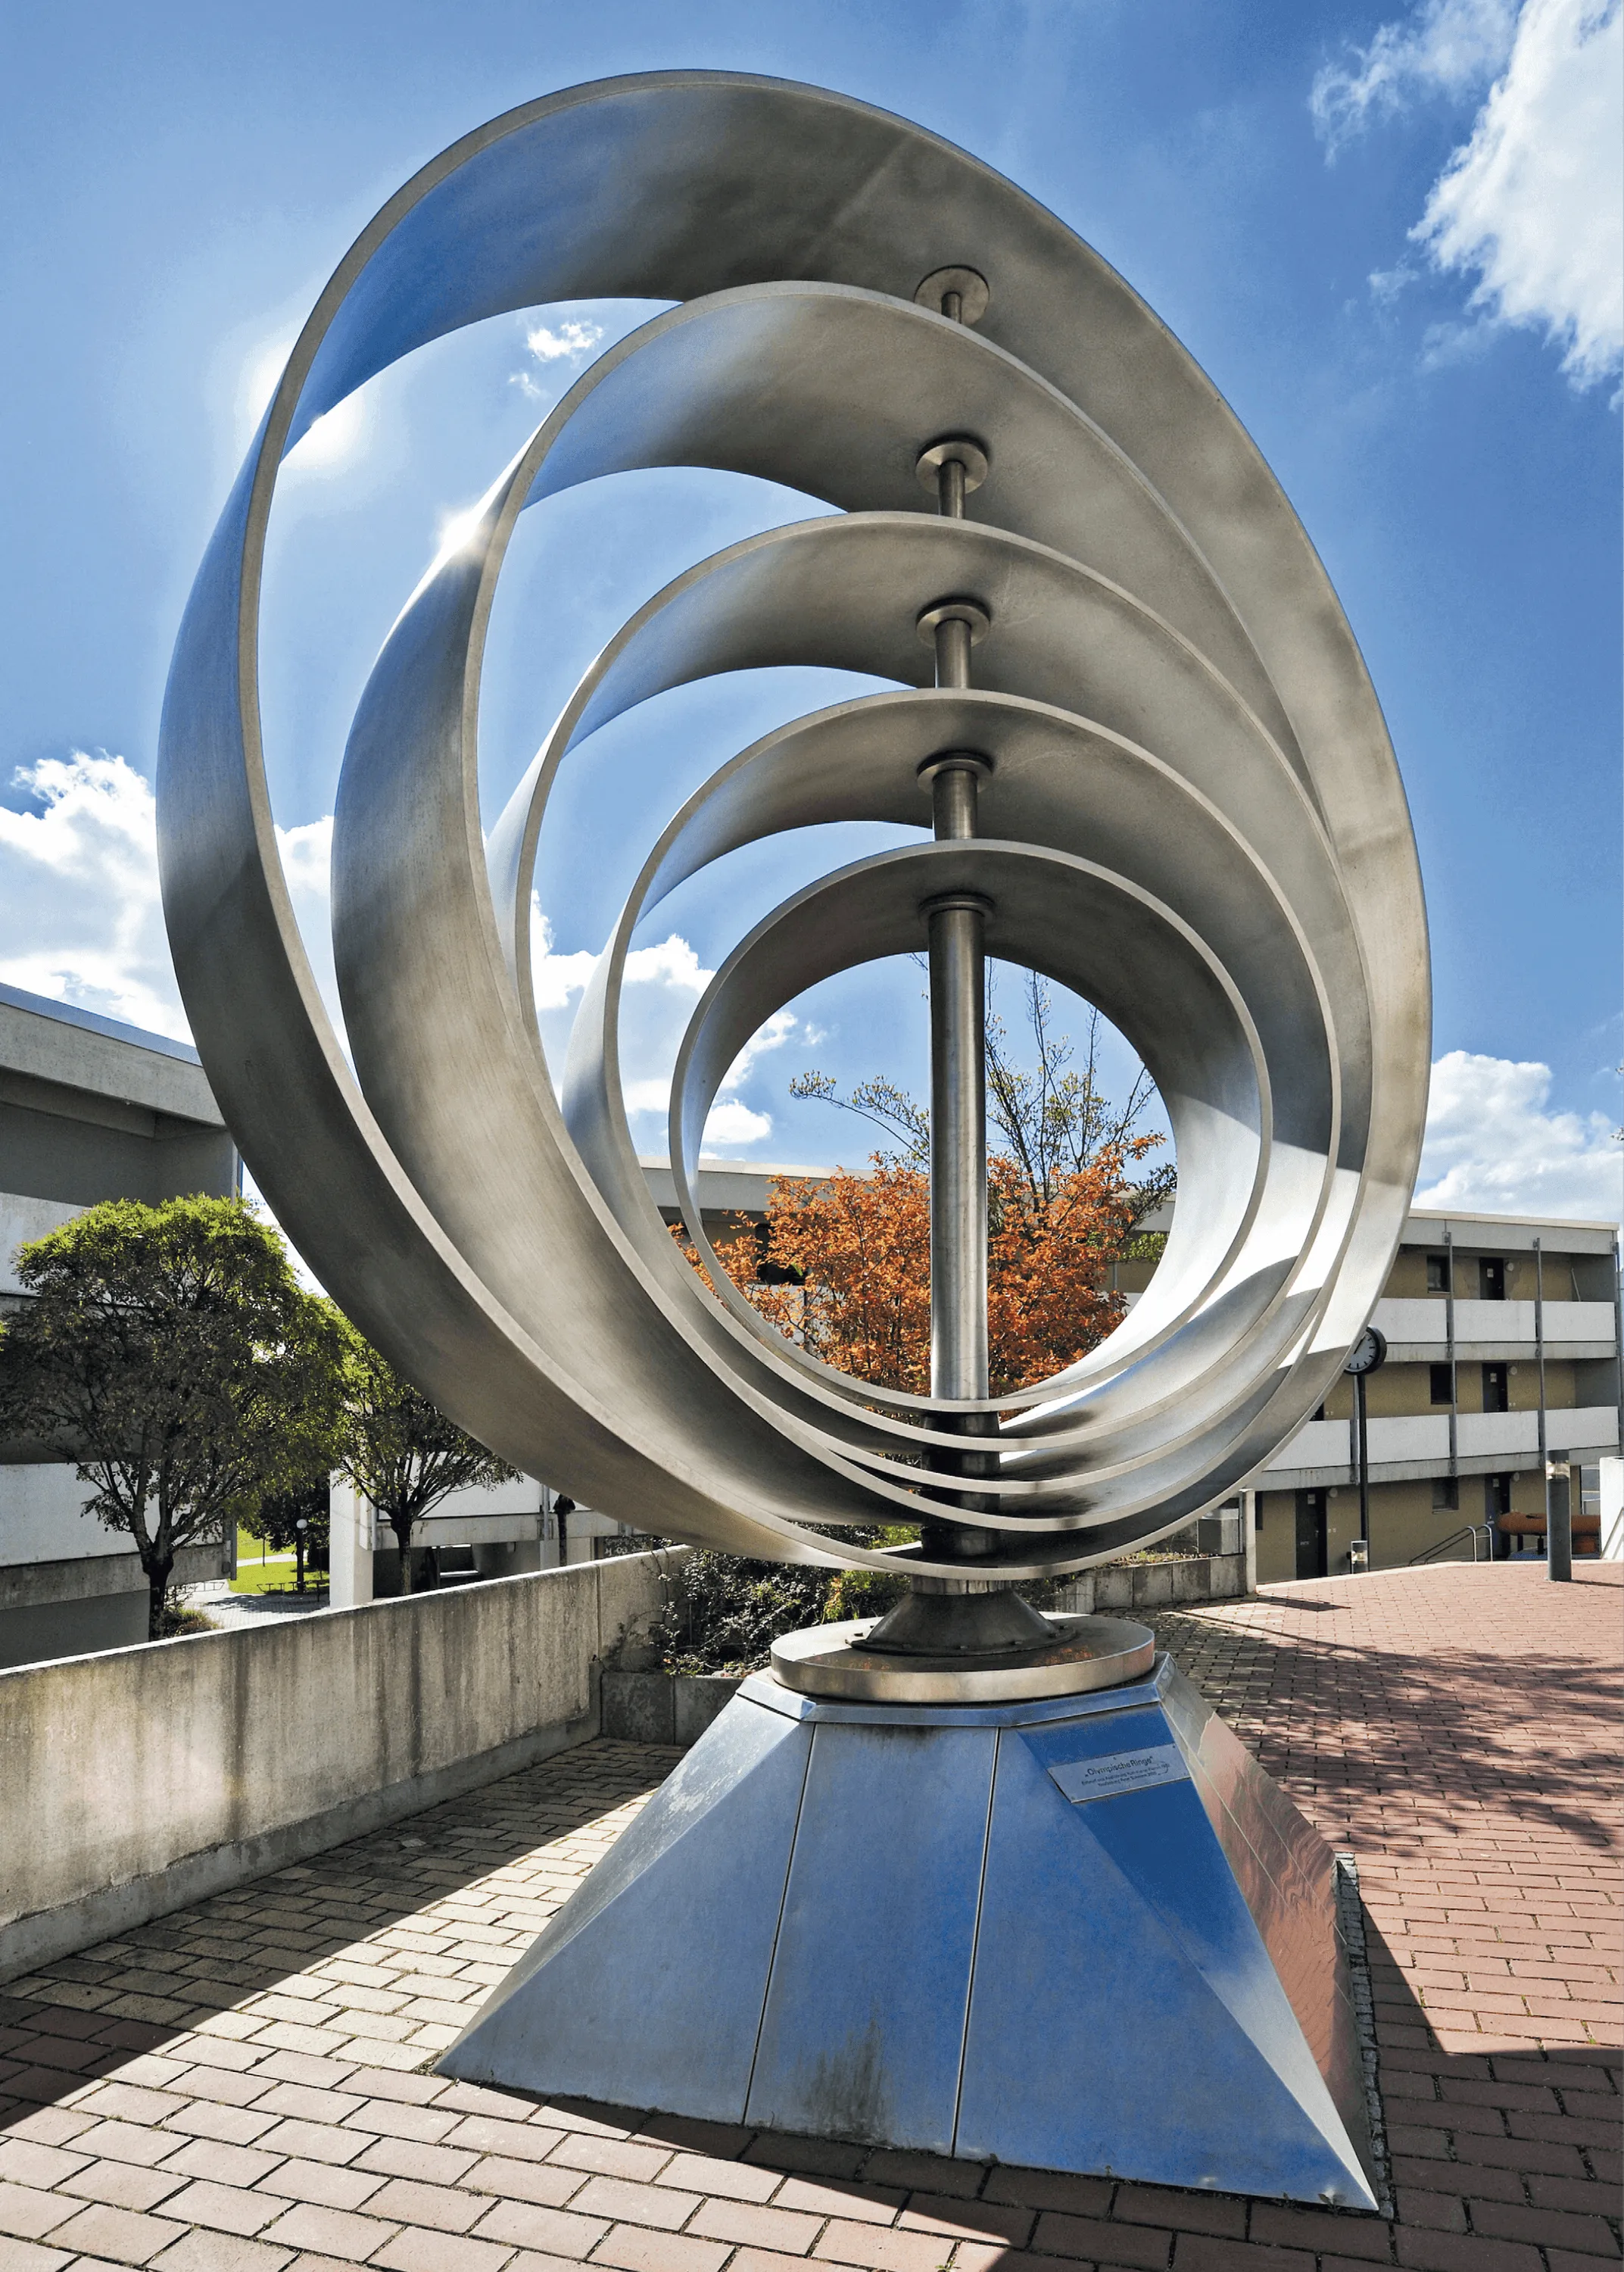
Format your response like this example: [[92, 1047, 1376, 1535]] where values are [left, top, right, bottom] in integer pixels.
[[1344, 1326, 1386, 1571]]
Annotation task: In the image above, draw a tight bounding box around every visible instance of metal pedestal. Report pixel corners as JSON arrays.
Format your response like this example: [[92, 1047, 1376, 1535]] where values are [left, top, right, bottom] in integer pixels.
[[438, 1652, 1379, 2211]]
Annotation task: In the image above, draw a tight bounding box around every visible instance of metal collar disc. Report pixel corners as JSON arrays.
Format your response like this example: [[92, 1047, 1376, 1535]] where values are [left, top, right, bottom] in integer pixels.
[[771, 1615, 1157, 1702]]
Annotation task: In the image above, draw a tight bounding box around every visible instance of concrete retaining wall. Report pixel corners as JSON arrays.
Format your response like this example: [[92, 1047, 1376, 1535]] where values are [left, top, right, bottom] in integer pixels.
[[0, 1546, 684, 1984], [601, 1668, 743, 1746], [1052, 1551, 1248, 1613]]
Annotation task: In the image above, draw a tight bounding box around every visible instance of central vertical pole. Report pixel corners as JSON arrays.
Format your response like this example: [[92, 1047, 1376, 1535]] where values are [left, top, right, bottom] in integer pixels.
[[928, 883, 988, 1411], [918, 422, 998, 1562], [926, 616, 988, 1418]]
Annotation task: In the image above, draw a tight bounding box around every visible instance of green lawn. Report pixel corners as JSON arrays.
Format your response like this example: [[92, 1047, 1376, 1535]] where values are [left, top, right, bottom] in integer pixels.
[[230, 1528, 326, 1596]]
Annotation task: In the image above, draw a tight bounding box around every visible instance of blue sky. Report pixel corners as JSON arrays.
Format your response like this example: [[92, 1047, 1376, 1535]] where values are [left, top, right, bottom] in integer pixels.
[[2, 0, 1619, 1222]]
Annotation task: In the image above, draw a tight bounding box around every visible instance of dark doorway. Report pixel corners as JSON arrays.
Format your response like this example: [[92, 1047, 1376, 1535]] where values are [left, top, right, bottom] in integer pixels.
[[1486, 1473, 1513, 1559], [1429, 1362, 1455, 1405], [1479, 1257, 1506, 1300], [1482, 1363, 1509, 1413], [1294, 1489, 1328, 1579]]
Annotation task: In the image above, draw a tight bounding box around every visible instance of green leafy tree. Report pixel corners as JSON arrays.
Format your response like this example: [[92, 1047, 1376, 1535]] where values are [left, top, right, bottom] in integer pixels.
[[242, 1475, 330, 1593], [334, 1321, 517, 1592], [0, 1197, 344, 1639]]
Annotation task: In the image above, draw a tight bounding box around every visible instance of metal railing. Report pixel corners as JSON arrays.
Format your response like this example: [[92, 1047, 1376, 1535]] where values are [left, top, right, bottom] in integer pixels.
[[1408, 1523, 1492, 1566]]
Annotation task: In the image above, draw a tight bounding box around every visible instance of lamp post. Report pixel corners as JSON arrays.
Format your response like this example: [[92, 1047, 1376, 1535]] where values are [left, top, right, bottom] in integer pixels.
[[1344, 1325, 1386, 1571]]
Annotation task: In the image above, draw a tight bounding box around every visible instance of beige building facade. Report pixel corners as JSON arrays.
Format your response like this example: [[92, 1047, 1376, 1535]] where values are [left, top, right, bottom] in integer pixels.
[[655, 1174, 1622, 1582], [1249, 1207, 1620, 1579]]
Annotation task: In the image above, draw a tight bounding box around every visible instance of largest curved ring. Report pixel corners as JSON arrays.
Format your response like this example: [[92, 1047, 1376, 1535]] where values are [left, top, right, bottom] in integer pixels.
[[157, 71, 1430, 1578]]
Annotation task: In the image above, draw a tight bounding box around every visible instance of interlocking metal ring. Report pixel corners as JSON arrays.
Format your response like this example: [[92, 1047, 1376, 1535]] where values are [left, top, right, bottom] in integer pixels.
[[158, 72, 1429, 1578]]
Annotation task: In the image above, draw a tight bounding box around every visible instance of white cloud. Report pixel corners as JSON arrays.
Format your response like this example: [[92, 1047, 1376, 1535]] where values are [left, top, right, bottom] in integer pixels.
[[1415, 1050, 1622, 1222], [530, 907, 787, 1150], [510, 318, 605, 402], [1414, 0, 1623, 386], [276, 812, 332, 902], [0, 754, 341, 1045], [1316, 0, 1623, 389], [531, 913, 600, 1014], [0, 753, 186, 1037], [1312, 0, 1518, 149], [525, 320, 604, 364], [703, 1100, 775, 1148]]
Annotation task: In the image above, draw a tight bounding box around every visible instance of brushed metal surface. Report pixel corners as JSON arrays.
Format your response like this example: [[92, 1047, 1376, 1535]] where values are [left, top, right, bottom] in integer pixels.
[[959, 1707, 1374, 2204], [158, 73, 1429, 1578], [436, 1683, 809, 2118], [1158, 1659, 1375, 2177], [927, 895, 990, 1407], [737, 1656, 1173, 1729], [771, 1613, 1156, 1702], [744, 1718, 997, 2148], [441, 1674, 1379, 2208]]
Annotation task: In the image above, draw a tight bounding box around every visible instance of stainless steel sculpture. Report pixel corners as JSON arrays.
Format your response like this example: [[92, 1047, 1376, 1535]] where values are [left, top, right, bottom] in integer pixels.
[[158, 71, 1426, 2208]]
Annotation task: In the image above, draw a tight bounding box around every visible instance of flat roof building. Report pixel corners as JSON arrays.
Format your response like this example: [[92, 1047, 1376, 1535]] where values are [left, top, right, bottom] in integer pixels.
[[6, 1032, 1618, 1650], [1247, 1206, 1621, 1578], [644, 1169, 1622, 1577], [0, 985, 238, 1666]]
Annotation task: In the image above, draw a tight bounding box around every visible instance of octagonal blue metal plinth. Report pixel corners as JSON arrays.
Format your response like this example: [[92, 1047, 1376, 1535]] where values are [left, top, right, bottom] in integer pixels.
[[438, 1654, 1380, 2211]]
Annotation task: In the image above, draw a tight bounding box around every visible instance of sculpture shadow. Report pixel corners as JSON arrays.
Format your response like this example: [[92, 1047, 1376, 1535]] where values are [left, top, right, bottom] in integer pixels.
[[0, 1737, 679, 2123]]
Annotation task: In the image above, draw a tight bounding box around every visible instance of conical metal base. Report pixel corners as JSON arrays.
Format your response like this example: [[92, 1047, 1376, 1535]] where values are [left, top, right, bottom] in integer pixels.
[[439, 1653, 1379, 2211]]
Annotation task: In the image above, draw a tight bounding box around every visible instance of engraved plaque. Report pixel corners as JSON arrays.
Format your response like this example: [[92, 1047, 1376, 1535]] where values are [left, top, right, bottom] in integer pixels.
[[1048, 1744, 1192, 1805]]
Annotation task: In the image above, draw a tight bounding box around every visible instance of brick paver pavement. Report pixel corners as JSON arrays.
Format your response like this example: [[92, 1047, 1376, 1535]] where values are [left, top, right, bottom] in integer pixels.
[[0, 1562, 1616, 2272]]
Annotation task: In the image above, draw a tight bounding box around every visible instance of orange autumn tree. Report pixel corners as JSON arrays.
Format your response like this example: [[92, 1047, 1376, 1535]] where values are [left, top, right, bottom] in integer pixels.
[[706, 1148, 1150, 1396], [683, 973, 1170, 1399]]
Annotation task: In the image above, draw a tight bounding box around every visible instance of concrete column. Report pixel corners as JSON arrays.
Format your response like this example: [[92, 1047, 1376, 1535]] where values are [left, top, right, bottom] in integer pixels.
[[1546, 1461, 1572, 1582], [328, 1475, 373, 1609], [1599, 1456, 1623, 1560], [1242, 1488, 1258, 1595]]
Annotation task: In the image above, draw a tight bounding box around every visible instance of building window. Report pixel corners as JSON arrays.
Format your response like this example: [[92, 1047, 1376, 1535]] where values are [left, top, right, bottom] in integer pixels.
[[1482, 1362, 1509, 1413], [1426, 1253, 1449, 1292], [1485, 1473, 1513, 1517], [1429, 1362, 1454, 1405], [1479, 1256, 1506, 1301], [1432, 1478, 1459, 1510]]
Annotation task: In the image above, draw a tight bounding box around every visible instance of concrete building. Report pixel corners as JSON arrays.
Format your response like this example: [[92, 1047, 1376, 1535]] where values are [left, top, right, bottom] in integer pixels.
[[10, 1047, 1617, 1643], [642, 1172, 1623, 1583], [1248, 1207, 1622, 1579], [0, 985, 239, 1666], [326, 1157, 829, 1606]]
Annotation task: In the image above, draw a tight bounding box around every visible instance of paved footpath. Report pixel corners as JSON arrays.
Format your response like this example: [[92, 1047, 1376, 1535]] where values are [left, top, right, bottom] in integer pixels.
[[0, 1563, 1616, 2272]]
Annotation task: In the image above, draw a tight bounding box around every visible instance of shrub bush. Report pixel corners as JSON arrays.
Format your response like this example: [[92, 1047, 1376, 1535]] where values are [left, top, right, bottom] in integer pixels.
[[654, 1553, 831, 1674]]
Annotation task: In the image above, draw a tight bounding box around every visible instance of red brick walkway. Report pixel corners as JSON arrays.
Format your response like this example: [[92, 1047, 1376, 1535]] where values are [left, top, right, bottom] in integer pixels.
[[0, 1564, 1616, 2272]]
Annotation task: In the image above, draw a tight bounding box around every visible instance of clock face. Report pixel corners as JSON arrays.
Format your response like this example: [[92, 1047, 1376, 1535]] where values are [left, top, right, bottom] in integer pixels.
[[1345, 1325, 1388, 1377]]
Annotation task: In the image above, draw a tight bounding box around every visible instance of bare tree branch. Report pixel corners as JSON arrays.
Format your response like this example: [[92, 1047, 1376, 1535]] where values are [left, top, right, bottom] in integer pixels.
[[790, 966, 1175, 1231]]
